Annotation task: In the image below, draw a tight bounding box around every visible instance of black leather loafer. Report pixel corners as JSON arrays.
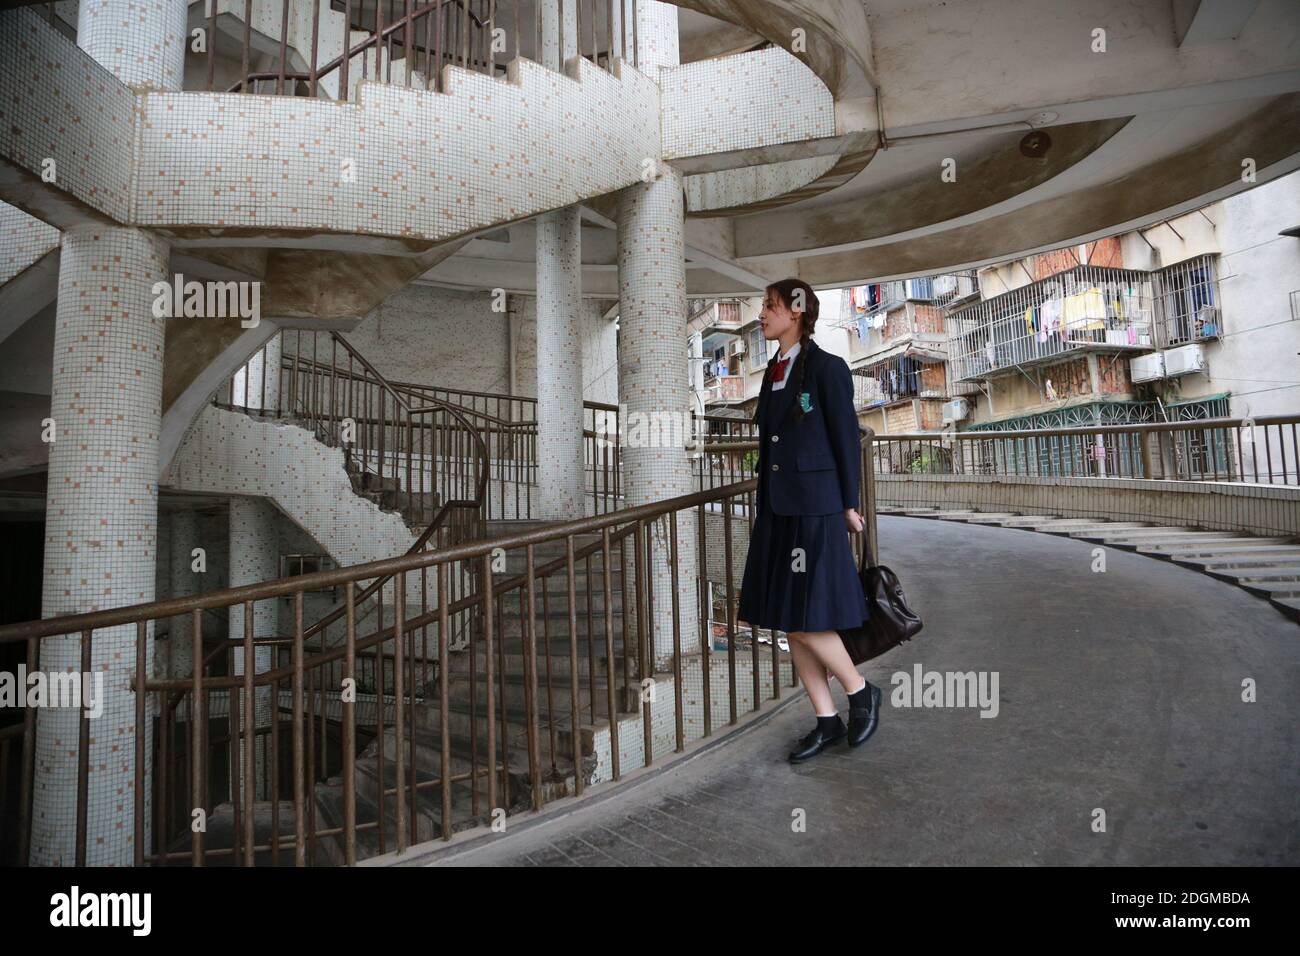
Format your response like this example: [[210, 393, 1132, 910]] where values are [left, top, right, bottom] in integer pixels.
[[846, 682, 882, 747], [788, 716, 846, 763]]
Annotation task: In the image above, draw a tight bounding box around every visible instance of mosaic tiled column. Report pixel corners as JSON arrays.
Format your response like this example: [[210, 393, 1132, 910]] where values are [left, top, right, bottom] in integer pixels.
[[33, 226, 170, 865], [535, 207, 586, 520], [28, 0, 187, 868], [77, 0, 187, 91], [166, 508, 200, 679], [634, 0, 680, 76], [539, 0, 578, 71], [228, 497, 276, 800], [534, 5, 586, 520], [616, 164, 700, 662]]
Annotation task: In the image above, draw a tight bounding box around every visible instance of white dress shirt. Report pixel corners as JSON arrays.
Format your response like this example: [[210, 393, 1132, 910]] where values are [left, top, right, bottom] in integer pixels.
[[770, 339, 801, 391]]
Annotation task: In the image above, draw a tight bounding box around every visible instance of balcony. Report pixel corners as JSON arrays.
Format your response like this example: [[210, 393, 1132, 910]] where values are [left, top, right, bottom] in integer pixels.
[[948, 265, 1156, 383], [690, 300, 750, 337], [703, 374, 747, 405], [841, 277, 958, 364], [852, 353, 947, 409]]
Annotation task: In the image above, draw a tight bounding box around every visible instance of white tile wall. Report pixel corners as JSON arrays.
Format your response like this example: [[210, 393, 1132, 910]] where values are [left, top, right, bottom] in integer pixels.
[[661, 46, 834, 160], [0, 202, 60, 285], [132, 57, 660, 240], [0, 8, 136, 222]]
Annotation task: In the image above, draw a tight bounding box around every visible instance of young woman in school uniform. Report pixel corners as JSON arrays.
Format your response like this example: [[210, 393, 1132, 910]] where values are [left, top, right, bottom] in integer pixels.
[[737, 278, 882, 763]]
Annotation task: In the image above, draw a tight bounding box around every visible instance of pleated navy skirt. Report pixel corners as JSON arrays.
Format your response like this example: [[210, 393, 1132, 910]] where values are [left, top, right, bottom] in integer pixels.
[[737, 504, 869, 634]]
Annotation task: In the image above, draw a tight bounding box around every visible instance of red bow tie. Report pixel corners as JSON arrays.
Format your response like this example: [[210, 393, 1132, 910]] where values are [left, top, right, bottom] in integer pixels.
[[769, 357, 791, 383]]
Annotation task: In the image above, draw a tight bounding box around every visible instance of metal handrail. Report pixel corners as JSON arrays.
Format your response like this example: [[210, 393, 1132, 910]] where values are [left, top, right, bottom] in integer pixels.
[[3, 428, 876, 865], [875, 413, 1300, 443]]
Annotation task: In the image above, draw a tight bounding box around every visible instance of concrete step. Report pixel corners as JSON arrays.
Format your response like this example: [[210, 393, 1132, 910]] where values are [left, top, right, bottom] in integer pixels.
[[1069, 526, 1201, 540], [1182, 552, 1300, 571], [1135, 536, 1295, 553], [492, 586, 625, 614], [411, 692, 623, 754], [490, 610, 629, 641], [1231, 578, 1300, 599], [1018, 520, 1155, 532], [949, 513, 1022, 524], [1269, 597, 1300, 623], [988, 515, 1072, 527], [1153, 543, 1300, 558], [446, 646, 633, 679], [432, 667, 633, 716]]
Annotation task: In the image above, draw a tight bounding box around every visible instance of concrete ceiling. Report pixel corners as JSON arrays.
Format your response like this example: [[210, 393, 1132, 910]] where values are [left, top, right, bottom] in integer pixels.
[[429, 0, 1300, 296]]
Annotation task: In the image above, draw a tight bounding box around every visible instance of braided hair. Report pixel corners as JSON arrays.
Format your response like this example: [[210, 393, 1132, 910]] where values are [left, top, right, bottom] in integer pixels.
[[765, 278, 820, 421]]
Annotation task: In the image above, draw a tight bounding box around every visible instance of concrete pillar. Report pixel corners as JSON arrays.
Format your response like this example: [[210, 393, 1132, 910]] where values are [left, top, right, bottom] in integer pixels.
[[228, 498, 277, 800], [616, 160, 700, 659], [166, 508, 201, 679], [534, 2, 586, 521], [30, 0, 186, 867]]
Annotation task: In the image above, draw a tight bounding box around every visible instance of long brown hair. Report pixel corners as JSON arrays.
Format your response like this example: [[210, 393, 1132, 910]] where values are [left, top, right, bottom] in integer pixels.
[[764, 278, 820, 420]]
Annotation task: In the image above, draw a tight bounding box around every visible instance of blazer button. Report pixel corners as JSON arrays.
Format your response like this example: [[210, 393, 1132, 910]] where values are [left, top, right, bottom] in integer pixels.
[[771, 463, 779, 471], [771, 434, 780, 442]]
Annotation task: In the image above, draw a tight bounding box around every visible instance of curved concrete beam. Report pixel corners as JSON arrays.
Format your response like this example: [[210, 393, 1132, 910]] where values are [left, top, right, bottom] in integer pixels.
[[735, 118, 1129, 257], [775, 93, 1300, 286]]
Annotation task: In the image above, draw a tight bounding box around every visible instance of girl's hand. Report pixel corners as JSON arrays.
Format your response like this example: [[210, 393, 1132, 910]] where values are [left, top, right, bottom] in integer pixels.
[[845, 508, 864, 533]]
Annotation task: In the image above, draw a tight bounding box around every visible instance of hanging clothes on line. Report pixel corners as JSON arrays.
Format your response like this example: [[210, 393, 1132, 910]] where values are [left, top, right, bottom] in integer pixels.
[[1039, 297, 1062, 343], [1081, 287, 1106, 330]]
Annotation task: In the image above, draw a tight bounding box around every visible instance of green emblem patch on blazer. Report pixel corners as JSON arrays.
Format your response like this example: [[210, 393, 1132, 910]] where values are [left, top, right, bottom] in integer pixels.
[[799, 392, 813, 413]]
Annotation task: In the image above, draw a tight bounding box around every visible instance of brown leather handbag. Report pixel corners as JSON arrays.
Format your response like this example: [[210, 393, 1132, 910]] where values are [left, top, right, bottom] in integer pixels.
[[837, 536, 923, 665]]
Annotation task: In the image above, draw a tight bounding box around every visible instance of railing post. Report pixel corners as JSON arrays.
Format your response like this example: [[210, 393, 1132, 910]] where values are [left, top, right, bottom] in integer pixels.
[[190, 611, 203, 866], [292, 592, 305, 867], [863, 427, 878, 565], [343, 583, 357, 865]]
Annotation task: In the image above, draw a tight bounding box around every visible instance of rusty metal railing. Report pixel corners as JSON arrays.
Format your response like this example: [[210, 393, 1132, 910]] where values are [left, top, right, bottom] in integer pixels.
[[0, 430, 878, 866], [871, 413, 1300, 485], [191, 0, 640, 101]]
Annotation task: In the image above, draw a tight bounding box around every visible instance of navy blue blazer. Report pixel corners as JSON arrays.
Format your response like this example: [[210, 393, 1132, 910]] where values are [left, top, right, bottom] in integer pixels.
[[752, 339, 862, 516]]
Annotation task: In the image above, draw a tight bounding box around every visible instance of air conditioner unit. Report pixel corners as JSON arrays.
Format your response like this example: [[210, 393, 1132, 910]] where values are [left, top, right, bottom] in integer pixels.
[[942, 398, 969, 423], [729, 338, 746, 355], [1129, 352, 1165, 383], [1164, 343, 1207, 377]]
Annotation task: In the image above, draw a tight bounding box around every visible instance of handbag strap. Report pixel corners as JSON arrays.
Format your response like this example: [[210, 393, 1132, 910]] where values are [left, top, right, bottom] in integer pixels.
[[859, 526, 875, 571]]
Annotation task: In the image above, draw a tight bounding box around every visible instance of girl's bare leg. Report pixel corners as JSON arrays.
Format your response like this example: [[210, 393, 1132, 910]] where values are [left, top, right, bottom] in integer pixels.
[[796, 630, 867, 695], [788, 632, 838, 716]]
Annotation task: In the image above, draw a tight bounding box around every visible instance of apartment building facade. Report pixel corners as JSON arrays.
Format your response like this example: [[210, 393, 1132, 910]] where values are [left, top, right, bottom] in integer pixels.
[[947, 173, 1300, 475]]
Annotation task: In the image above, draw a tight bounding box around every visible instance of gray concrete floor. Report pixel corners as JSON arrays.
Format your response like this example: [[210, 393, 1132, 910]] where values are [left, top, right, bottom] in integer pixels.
[[430, 516, 1300, 866]]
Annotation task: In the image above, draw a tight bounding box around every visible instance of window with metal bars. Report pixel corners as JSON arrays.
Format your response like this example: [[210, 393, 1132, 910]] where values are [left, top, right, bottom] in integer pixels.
[[1154, 255, 1221, 347]]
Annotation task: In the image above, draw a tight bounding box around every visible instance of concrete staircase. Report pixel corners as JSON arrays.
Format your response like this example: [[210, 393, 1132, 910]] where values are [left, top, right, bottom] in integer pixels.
[[881, 506, 1300, 623], [307, 519, 637, 863]]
